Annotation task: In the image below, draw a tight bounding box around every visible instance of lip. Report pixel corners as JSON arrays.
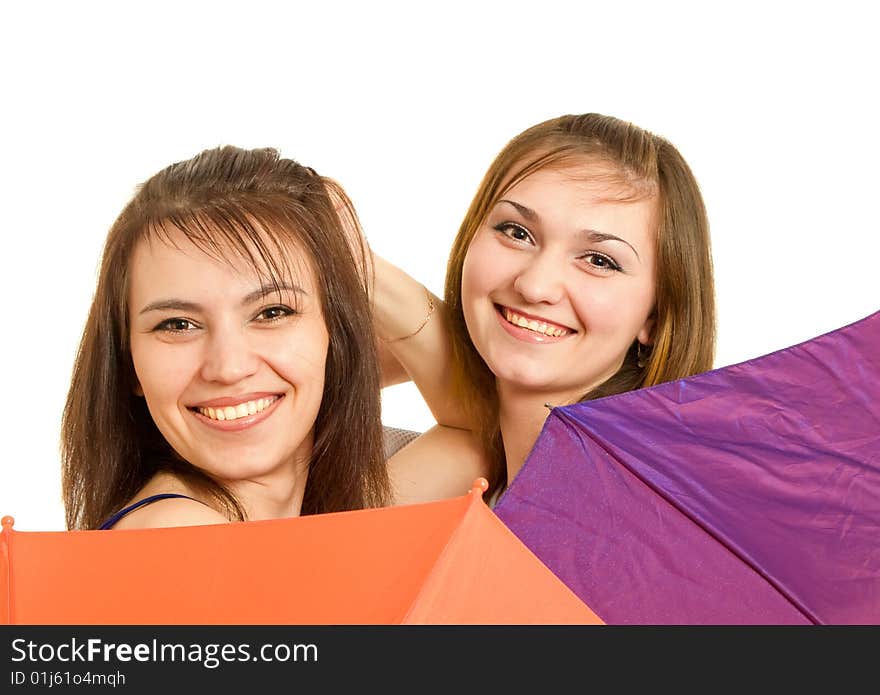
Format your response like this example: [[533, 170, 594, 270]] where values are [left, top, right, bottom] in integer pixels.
[[189, 392, 282, 408], [494, 304, 576, 344], [188, 393, 284, 432]]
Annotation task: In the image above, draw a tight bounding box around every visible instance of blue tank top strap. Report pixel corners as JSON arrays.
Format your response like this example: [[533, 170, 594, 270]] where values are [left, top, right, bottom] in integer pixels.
[[98, 493, 198, 530]]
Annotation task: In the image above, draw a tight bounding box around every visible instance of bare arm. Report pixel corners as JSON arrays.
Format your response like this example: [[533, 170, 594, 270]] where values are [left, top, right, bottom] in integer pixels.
[[387, 424, 490, 505], [377, 339, 410, 387], [376, 262, 490, 501], [373, 254, 471, 429], [324, 179, 473, 429]]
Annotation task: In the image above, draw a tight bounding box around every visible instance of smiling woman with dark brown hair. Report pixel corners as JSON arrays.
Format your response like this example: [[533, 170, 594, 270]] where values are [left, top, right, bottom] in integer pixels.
[[61, 146, 391, 530]]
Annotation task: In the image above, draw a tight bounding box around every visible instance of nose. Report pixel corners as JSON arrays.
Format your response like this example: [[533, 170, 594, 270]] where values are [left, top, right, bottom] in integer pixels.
[[199, 325, 260, 385], [513, 251, 565, 305]]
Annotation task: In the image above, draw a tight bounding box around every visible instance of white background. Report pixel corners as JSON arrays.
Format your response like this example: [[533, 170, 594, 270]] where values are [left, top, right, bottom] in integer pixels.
[[2, 1, 877, 530]]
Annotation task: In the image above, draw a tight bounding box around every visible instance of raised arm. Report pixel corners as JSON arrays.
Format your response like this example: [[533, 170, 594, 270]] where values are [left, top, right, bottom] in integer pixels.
[[372, 253, 472, 430], [325, 178, 474, 431]]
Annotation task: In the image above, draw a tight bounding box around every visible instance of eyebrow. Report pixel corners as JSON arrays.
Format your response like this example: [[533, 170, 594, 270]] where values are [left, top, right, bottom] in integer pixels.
[[138, 282, 306, 315], [497, 199, 642, 262]]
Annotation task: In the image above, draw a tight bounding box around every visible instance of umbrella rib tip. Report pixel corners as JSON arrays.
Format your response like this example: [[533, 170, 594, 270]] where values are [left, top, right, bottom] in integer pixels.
[[470, 478, 489, 496]]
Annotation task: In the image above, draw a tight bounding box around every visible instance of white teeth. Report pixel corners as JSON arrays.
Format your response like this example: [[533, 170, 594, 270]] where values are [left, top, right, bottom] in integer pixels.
[[503, 308, 570, 337], [196, 396, 278, 421]]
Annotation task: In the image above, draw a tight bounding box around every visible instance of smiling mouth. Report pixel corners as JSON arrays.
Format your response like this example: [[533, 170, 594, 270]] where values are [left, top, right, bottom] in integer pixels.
[[498, 305, 574, 337], [192, 395, 281, 422]]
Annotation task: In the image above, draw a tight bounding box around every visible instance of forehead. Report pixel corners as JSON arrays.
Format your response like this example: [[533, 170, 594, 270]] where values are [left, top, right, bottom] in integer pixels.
[[505, 158, 657, 203], [498, 163, 659, 243], [129, 224, 317, 296]]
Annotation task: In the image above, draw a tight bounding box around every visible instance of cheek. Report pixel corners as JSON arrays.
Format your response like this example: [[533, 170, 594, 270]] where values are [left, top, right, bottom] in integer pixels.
[[569, 279, 656, 332], [461, 235, 498, 304], [130, 341, 192, 404], [270, 329, 329, 388], [131, 341, 168, 400]]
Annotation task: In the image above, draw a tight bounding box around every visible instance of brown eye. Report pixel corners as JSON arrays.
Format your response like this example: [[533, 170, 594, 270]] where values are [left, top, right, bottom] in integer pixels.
[[155, 318, 197, 332], [493, 222, 534, 244], [255, 305, 294, 322], [582, 253, 622, 272]]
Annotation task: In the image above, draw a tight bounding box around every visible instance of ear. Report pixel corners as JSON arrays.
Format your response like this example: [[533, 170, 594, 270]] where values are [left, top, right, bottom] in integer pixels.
[[637, 314, 656, 347], [133, 378, 144, 397]]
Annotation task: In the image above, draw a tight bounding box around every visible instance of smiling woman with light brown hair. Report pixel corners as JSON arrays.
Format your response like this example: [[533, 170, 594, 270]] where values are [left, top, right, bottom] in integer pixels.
[[377, 113, 716, 504]]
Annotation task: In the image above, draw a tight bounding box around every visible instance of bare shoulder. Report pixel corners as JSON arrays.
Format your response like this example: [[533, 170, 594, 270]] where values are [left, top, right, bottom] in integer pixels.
[[112, 497, 229, 530], [387, 424, 490, 506], [111, 473, 229, 530]]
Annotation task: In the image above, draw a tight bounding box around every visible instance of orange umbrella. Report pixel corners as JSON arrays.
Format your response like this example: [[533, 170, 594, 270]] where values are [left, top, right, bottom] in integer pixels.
[[1, 480, 601, 625]]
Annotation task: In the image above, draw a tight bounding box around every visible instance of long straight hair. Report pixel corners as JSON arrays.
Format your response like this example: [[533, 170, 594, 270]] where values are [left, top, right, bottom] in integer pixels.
[[444, 114, 717, 496], [62, 146, 390, 529]]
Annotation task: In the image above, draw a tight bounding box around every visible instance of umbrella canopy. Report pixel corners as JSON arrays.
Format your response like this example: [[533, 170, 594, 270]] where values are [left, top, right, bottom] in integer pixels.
[[1, 481, 601, 625], [495, 310, 880, 625]]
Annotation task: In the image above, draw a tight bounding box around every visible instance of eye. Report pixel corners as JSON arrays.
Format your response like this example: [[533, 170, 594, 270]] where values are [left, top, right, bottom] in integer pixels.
[[580, 252, 622, 273], [254, 305, 296, 322], [493, 222, 535, 245], [153, 317, 199, 333]]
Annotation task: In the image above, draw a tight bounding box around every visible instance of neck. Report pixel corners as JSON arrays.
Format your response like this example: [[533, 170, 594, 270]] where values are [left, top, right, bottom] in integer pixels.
[[145, 445, 311, 521], [497, 382, 559, 485], [225, 460, 309, 521]]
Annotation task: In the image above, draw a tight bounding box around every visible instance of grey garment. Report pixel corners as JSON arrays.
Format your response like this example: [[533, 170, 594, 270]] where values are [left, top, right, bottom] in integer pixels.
[[382, 425, 421, 459]]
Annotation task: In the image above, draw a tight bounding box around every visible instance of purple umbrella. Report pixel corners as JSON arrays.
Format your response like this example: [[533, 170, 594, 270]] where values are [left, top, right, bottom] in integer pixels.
[[495, 310, 880, 624]]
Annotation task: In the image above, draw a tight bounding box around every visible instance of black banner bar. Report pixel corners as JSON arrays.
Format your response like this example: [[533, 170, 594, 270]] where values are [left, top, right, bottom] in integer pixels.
[[2, 625, 875, 690]]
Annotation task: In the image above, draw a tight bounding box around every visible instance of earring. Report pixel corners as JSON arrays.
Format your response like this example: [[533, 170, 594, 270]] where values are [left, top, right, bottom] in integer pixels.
[[637, 342, 649, 369]]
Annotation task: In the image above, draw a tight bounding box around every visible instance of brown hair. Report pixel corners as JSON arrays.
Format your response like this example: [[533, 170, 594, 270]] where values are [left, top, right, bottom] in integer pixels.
[[62, 146, 390, 529], [444, 114, 716, 496]]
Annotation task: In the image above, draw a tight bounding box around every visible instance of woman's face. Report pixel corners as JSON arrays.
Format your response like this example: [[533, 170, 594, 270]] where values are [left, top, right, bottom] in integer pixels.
[[128, 226, 329, 484], [461, 163, 658, 404]]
